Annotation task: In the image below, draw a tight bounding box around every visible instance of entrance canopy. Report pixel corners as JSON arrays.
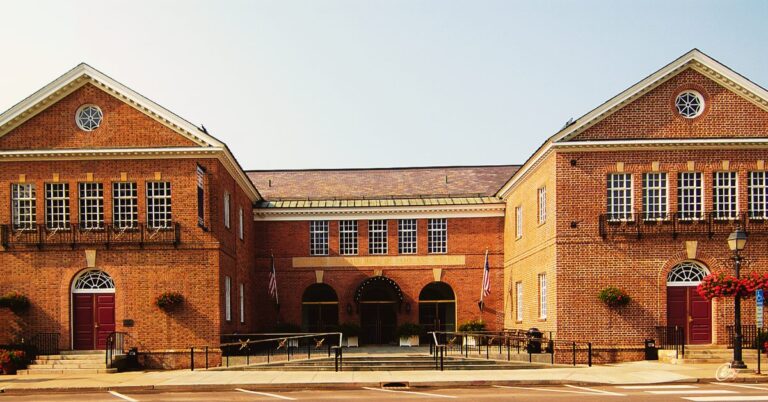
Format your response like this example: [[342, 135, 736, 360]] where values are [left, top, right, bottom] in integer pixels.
[[354, 276, 403, 304]]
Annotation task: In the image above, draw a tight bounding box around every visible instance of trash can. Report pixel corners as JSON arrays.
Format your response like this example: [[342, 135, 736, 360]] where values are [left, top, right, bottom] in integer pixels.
[[644, 339, 658, 360], [526, 328, 543, 353], [126, 347, 140, 370]]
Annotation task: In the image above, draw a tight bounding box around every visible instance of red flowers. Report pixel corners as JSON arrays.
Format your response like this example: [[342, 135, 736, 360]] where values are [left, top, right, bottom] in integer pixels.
[[697, 273, 755, 300], [0, 349, 24, 365]]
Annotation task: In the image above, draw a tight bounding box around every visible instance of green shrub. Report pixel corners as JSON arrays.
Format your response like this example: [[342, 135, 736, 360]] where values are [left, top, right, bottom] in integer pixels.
[[395, 323, 424, 338], [598, 286, 630, 308], [458, 319, 486, 332], [156, 291, 184, 310], [338, 322, 361, 337], [0, 292, 30, 313]]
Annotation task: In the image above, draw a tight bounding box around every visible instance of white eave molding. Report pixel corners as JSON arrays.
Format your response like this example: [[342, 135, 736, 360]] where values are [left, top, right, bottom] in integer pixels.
[[253, 203, 506, 221]]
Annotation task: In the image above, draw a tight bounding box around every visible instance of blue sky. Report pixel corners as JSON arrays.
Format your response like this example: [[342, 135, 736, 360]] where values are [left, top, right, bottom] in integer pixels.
[[1, 1, 766, 169]]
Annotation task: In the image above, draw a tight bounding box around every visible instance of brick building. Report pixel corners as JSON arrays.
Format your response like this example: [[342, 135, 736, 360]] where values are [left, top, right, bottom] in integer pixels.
[[0, 49, 766, 367]]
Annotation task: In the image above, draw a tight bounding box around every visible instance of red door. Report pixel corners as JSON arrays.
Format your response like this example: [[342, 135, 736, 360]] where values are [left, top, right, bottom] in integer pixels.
[[73, 294, 115, 350], [667, 287, 711, 344]]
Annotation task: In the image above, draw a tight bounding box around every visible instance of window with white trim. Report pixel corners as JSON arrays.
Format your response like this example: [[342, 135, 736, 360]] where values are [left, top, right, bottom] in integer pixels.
[[196, 165, 205, 227], [677, 172, 703, 220], [515, 281, 523, 322], [239, 283, 245, 323], [112, 182, 138, 229], [713, 171, 738, 219], [146, 182, 172, 229], [427, 218, 447, 254], [607, 173, 633, 221], [642, 172, 668, 220], [12, 183, 36, 231], [368, 219, 388, 255], [238, 207, 244, 239], [537, 187, 546, 224], [538, 273, 547, 319], [309, 220, 329, 256], [79, 183, 104, 229], [45, 183, 70, 230], [515, 206, 522, 239], [749, 172, 768, 220], [339, 220, 358, 255], [225, 276, 231, 321], [398, 219, 417, 254], [223, 192, 231, 229]]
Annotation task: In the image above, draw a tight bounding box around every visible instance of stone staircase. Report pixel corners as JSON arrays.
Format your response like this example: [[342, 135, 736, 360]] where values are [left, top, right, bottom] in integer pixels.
[[239, 355, 546, 371], [18, 350, 118, 375], [659, 344, 761, 365]]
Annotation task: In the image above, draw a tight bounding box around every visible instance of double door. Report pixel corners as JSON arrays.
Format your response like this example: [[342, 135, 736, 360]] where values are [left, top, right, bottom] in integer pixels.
[[667, 287, 711, 344], [73, 293, 115, 350], [360, 302, 397, 345]]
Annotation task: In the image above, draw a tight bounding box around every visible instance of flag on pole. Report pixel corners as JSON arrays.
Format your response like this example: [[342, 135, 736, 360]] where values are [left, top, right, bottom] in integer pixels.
[[479, 249, 490, 311], [268, 254, 279, 306]]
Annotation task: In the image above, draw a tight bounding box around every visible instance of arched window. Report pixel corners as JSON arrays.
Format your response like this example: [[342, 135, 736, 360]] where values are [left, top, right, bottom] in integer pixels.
[[301, 284, 339, 332], [72, 270, 115, 293], [418, 282, 456, 333], [667, 261, 709, 286]]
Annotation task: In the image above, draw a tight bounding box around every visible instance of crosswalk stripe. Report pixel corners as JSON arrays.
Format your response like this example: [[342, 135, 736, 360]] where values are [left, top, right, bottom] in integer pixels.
[[715, 383, 768, 391], [108, 391, 139, 402], [493, 385, 625, 396], [618, 385, 698, 390], [683, 397, 768, 401], [563, 384, 626, 396], [235, 388, 297, 400], [647, 390, 737, 395], [362, 387, 457, 399]]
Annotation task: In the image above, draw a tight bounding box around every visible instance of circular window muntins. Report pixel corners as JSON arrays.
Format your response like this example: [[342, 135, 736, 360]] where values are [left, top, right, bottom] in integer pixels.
[[675, 91, 704, 118], [76, 105, 103, 131]]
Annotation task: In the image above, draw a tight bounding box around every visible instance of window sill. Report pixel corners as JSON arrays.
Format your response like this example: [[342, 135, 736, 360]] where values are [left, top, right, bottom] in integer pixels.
[[538, 318, 547, 322]]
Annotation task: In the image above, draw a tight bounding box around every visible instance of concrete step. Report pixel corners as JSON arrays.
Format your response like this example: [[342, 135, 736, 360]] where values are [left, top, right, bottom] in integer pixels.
[[17, 368, 117, 375], [37, 354, 108, 361], [27, 363, 108, 369], [59, 350, 105, 355]]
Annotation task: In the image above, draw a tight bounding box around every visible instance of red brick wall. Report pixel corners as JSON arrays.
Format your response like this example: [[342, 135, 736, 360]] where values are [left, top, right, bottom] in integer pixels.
[[0, 84, 199, 150]]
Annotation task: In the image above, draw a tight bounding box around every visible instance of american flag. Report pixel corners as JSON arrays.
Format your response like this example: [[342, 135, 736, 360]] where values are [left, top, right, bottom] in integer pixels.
[[481, 250, 491, 299], [268, 255, 279, 305]]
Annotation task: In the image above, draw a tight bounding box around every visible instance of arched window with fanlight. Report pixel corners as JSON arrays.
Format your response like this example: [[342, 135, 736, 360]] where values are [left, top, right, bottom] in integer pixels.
[[301, 283, 339, 332], [418, 282, 456, 335]]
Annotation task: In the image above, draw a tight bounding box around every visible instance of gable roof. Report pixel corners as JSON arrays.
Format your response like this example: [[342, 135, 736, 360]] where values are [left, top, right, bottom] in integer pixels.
[[496, 49, 768, 198], [0, 63, 260, 201], [248, 165, 519, 202]]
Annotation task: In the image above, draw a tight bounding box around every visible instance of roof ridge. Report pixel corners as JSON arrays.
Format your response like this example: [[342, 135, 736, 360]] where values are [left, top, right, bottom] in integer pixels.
[[246, 164, 521, 173]]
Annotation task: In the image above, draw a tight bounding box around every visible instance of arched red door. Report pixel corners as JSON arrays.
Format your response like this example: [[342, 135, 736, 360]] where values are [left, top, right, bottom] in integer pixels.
[[72, 270, 116, 350]]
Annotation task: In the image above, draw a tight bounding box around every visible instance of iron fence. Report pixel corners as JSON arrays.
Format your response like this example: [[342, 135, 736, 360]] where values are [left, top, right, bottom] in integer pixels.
[[1, 223, 180, 249], [654, 326, 685, 359]]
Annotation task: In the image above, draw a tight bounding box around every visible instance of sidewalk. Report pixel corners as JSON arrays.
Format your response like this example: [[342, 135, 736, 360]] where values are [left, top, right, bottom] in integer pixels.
[[1, 361, 767, 394]]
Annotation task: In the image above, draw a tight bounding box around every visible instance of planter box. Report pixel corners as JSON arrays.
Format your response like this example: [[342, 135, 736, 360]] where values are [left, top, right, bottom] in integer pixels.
[[399, 335, 419, 347], [462, 336, 478, 347], [345, 336, 359, 348]]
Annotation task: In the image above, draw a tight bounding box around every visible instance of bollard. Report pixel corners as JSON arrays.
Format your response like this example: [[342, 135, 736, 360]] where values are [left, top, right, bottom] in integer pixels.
[[205, 346, 209, 370], [572, 342, 576, 366], [440, 345, 444, 371], [588, 342, 592, 367], [190, 347, 194, 371]]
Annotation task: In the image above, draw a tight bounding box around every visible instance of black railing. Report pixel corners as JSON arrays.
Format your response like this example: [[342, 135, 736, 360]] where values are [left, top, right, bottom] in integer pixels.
[[216, 332, 344, 372], [1, 223, 180, 249], [655, 326, 685, 359], [105, 332, 127, 368], [599, 212, 768, 240], [727, 324, 759, 349], [27, 332, 60, 356]]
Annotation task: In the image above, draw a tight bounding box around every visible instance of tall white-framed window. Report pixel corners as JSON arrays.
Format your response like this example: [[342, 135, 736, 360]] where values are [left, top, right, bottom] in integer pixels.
[[79, 183, 104, 229], [678, 172, 703, 220], [309, 220, 329, 256], [112, 182, 138, 229], [196, 165, 206, 227], [515, 281, 523, 322], [642, 172, 668, 220], [398, 219, 417, 254], [749, 171, 768, 220], [12, 183, 36, 231], [607, 173, 633, 221], [538, 273, 547, 319], [238, 207, 244, 239], [427, 218, 447, 254], [223, 192, 231, 229], [339, 220, 358, 255], [45, 183, 70, 230], [537, 187, 547, 224], [515, 206, 522, 239], [224, 276, 231, 321], [146, 181, 172, 229], [239, 283, 245, 323], [368, 219, 388, 255], [713, 171, 738, 219]]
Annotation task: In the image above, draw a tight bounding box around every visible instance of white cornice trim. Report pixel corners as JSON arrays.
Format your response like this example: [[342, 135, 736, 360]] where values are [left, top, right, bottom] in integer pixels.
[[253, 203, 505, 221], [0, 147, 261, 202], [553, 138, 768, 151], [497, 142, 553, 199]]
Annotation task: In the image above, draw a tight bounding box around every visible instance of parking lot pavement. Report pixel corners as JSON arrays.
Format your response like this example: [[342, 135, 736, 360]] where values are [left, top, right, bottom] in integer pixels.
[[5, 382, 768, 401]]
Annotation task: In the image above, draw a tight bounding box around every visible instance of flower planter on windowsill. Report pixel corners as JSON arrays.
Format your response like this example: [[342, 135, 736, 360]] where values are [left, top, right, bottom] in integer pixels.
[[345, 336, 359, 348], [399, 335, 419, 347]]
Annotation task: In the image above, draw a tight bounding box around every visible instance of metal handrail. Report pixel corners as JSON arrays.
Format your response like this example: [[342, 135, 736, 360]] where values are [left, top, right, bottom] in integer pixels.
[[216, 332, 345, 372], [105, 331, 127, 368]]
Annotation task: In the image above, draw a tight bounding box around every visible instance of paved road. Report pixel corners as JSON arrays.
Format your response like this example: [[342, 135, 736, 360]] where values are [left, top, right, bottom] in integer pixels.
[[4, 382, 768, 401]]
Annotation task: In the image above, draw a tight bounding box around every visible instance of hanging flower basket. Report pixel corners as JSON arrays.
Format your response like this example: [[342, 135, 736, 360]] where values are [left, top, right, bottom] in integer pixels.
[[743, 272, 768, 294], [598, 286, 630, 308], [156, 292, 184, 310], [0, 292, 30, 314], [697, 273, 751, 300], [0, 349, 25, 375]]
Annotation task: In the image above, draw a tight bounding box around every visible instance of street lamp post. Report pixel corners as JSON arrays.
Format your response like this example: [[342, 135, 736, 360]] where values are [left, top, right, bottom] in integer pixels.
[[728, 227, 748, 369]]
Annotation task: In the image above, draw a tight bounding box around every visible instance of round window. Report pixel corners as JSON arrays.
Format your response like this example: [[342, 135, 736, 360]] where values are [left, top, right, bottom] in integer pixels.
[[675, 91, 704, 118], [76, 105, 103, 131]]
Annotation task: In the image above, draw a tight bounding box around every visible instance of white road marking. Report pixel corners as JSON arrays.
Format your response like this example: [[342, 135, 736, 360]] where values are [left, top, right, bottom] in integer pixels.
[[618, 385, 698, 389], [716, 383, 768, 391], [493, 384, 625, 396], [647, 389, 737, 395], [683, 397, 768, 401], [362, 386, 457, 399], [235, 388, 297, 400], [108, 391, 139, 402], [564, 384, 627, 396]]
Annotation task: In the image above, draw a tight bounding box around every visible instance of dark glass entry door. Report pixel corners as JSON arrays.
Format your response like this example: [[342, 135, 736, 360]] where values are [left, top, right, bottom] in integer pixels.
[[360, 302, 397, 345], [667, 287, 711, 344], [419, 302, 456, 333], [73, 293, 115, 350]]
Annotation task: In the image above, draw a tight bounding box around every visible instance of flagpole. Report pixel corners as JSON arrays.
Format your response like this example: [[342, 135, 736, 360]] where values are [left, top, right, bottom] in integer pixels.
[[479, 249, 488, 311], [272, 253, 279, 306]]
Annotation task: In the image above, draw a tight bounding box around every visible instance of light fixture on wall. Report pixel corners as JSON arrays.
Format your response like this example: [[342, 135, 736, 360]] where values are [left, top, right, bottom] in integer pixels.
[[346, 303, 353, 315]]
